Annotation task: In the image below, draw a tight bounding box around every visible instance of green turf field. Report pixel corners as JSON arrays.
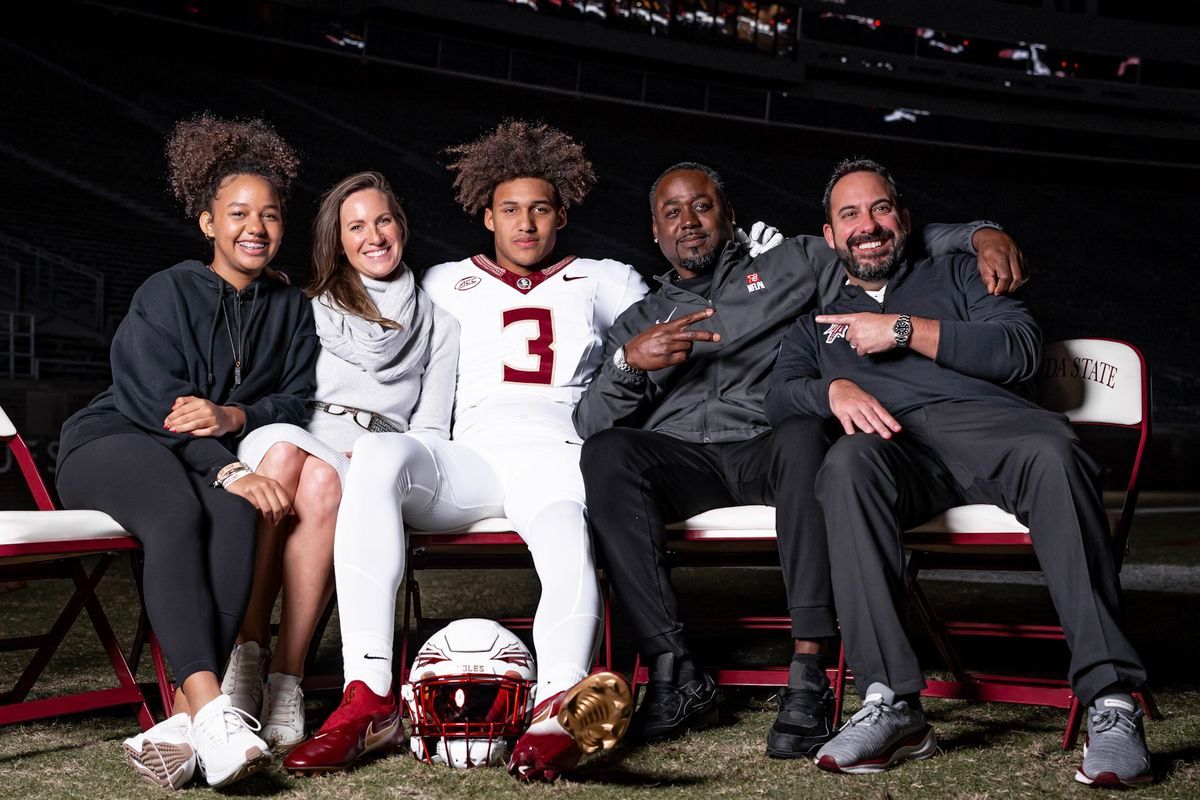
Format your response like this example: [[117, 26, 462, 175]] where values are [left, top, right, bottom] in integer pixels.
[[2, 506, 1197, 799]]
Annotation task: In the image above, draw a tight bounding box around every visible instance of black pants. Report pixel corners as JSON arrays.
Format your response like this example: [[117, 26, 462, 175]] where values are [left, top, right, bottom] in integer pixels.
[[817, 401, 1147, 705], [581, 415, 835, 661], [57, 434, 258, 686]]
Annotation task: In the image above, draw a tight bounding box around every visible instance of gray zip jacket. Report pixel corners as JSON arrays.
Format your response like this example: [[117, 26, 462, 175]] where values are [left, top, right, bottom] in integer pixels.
[[573, 223, 988, 443]]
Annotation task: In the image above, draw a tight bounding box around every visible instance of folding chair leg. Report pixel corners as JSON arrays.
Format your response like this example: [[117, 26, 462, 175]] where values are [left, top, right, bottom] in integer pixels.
[[1136, 688, 1161, 720], [73, 559, 155, 730], [907, 558, 971, 684], [130, 550, 174, 717], [830, 640, 847, 729], [7, 556, 113, 703], [1062, 695, 1084, 749], [147, 627, 173, 717], [399, 565, 416, 686], [128, 609, 147, 679]]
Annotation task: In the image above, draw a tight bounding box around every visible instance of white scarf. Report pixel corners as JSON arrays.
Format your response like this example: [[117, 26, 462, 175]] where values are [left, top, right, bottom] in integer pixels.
[[313, 266, 433, 383]]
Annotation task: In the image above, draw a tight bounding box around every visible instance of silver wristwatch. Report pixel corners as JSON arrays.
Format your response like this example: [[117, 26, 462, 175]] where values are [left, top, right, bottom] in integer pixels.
[[893, 314, 913, 348]]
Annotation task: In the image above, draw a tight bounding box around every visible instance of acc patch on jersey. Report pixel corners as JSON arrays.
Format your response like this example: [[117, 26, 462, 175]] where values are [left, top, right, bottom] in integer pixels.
[[745, 272, 766, 292], [824, 323, 849, 344], [455, 276, 482, 291]]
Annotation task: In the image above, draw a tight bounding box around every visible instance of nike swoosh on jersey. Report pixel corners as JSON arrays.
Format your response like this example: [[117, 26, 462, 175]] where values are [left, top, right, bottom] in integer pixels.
[[562, 275, 588, 281]]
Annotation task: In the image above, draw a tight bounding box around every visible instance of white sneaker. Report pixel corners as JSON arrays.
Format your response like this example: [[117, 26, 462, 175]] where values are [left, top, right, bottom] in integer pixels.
[[191, 694, 272, 788], [221, 641, 269, 718], [122, 712, 196, 789], [261, 672, 306, 750]]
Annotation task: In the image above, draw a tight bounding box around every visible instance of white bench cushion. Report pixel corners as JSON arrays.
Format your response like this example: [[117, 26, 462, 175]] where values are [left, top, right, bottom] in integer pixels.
[[908, 504, 1029, 534], [407, 517, 515, 536], [0, 510, 131, 546], [668, 505, 776, 530]]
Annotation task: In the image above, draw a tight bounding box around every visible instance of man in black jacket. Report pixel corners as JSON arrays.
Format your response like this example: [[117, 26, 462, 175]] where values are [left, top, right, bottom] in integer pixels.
[[767, 159, 1149, 787], [573, 161, 1025, 754]]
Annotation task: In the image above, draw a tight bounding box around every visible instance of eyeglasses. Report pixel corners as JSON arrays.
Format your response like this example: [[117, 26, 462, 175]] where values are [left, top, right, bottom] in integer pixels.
[[321, 403, 373, 430], [309, 401, 400, 434]]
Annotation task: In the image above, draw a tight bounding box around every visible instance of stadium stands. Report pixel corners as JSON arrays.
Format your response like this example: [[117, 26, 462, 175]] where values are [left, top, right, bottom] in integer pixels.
[[0, 0, 1194, 475]]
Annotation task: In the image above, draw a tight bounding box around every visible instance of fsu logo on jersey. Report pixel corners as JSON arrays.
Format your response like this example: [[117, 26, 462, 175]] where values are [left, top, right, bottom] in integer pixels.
[[745, 273, 766, 293], [516, 277, 533, 290], [824, 323, 849, 344], [455, 276, 482, 291]]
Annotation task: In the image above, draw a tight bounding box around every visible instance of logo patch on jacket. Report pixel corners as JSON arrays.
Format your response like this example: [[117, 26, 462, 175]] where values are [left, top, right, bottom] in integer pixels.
[[824, 323, 849, 344], [745, 272, 765, 293], [454, 276, 482, 291]]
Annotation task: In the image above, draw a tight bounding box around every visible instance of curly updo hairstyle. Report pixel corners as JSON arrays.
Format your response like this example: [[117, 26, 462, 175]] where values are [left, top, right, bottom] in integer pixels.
[[307, 171, 409, 331], [166, 113, 301, 218], [444, 119, 596, 215]]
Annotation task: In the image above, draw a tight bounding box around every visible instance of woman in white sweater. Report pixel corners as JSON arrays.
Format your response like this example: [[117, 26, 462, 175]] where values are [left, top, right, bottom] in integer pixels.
[[228, 172, 506, 752]]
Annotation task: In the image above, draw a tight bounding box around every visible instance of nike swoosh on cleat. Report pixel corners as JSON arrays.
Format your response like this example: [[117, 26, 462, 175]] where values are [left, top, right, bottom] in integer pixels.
[[364, 715, 399, 748]]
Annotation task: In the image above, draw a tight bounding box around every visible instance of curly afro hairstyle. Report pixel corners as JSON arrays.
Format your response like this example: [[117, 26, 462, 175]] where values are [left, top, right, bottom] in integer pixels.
[[166, 113, 300, 218], [444, 119, 596, 215]]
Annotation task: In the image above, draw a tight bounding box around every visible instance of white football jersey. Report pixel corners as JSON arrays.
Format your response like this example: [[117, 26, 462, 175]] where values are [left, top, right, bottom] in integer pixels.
[[422, 254, 648, 438]]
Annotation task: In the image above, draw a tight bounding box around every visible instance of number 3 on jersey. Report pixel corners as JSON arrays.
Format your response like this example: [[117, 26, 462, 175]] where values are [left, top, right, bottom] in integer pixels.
[[502, 307, 555, 385]]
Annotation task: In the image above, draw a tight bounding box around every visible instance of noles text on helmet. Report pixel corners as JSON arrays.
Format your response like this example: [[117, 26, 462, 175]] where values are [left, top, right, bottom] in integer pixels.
[[401, 618, 536, 768]]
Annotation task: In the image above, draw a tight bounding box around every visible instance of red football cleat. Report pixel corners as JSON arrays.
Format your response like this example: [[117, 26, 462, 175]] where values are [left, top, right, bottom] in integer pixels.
[[508, 671, 632, 783], [283, 681, 403, 776]]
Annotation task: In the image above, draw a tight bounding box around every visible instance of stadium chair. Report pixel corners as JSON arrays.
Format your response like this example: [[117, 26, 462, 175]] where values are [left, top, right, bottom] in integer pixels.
[[0, 403, 170, 730], [399, 518, 614, 684], [838, 337, 1160, 749], [627, 506, 849, 728]]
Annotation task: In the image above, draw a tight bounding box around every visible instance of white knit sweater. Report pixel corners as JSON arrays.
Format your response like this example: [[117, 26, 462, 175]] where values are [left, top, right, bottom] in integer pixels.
[[305, 274, 459, 454]]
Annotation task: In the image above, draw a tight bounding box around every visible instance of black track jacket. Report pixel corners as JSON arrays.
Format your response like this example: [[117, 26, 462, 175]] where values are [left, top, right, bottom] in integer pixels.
[[573, 224, 987, 444], [764, 253, 1042, 424]]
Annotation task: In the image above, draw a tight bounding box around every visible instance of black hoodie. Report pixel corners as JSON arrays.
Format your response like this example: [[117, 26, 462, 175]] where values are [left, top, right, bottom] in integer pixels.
[[58, 260, 319, 482]]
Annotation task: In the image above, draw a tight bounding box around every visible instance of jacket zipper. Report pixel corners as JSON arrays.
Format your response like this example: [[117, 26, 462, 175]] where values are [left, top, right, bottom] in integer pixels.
[[233, 292, 244, 386]]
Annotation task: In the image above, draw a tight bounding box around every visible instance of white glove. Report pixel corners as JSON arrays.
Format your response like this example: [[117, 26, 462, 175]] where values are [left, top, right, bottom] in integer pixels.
[[735, 220, 783, 257]]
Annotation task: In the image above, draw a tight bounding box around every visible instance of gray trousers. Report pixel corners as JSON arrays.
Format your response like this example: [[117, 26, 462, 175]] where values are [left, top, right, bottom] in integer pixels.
[[815, 400, 1146, 705]]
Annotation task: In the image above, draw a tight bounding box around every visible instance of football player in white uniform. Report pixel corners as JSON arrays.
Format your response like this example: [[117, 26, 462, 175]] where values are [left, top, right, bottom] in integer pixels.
[[421, 121, 645, 781]]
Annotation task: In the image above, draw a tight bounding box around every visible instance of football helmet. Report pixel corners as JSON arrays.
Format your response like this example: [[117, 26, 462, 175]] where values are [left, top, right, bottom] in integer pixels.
[[402, 618, 536, 768]]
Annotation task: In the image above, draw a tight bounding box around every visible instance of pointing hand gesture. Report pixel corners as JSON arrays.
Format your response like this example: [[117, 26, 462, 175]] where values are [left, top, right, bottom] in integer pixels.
[[624, 308, 721, 372]]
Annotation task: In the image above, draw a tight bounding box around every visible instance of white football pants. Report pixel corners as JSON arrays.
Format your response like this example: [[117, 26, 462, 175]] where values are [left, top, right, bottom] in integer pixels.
[[336, 428, 601, 702]]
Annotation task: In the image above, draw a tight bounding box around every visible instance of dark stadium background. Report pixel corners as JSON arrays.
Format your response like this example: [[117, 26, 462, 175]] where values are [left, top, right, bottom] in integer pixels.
[[1, 0, 1197, 504]]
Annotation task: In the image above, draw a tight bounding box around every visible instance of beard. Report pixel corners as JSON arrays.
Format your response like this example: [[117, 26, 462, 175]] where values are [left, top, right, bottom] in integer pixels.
[[678, 249, 720, 274], [836, 228, 906, 282]]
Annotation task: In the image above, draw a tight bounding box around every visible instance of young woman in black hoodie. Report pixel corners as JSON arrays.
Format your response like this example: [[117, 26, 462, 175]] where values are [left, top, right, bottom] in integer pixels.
[[55, 115, 318, 789]]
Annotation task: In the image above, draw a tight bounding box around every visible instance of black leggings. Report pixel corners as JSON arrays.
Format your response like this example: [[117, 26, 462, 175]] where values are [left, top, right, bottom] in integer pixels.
[[57, 434, 258, 686]]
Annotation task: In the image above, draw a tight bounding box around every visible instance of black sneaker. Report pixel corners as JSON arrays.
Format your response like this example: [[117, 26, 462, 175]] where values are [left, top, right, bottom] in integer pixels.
[[766, 684, 835, 758], [631, 673, 719, 742]]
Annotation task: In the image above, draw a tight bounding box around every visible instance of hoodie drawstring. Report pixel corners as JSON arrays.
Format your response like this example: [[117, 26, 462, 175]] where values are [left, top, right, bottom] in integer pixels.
[[204, 279, 223, 393]]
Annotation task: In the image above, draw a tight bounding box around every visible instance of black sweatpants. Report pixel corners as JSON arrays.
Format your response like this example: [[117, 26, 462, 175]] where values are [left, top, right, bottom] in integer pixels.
[[816, 400, 1147, 705], [580, 415, 836, 661], [57, 433, 258, 686]]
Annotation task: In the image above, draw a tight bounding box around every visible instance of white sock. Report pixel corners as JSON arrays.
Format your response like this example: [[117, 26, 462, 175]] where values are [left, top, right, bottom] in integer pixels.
[[341, 633, 393, 696]]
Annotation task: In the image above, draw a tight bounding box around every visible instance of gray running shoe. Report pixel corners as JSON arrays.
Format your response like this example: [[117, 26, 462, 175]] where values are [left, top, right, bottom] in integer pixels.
[[815, 683, 936, 774], [1075, 695, 1152, 789]]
